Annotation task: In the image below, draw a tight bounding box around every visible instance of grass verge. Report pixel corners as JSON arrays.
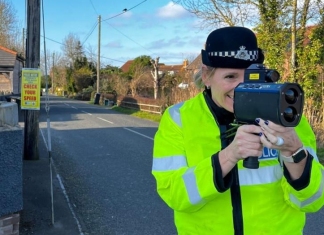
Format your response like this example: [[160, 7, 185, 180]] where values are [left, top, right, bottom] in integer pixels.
[[112, 106, 161, 123]]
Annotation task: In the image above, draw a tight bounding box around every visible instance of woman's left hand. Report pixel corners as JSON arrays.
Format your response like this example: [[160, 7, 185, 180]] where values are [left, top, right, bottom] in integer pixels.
[[256, 118, 303, 156]]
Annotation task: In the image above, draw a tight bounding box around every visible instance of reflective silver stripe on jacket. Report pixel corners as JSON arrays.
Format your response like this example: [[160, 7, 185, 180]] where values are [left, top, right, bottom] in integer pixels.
[[168, 102, 184, 128], [306, 147, 319, 161], [238, 164, 283, 186], [152, 155, 187, 171], [152, 156, 203, 205], [153, 156, 284, 205], [182, 167, 204, 205], [289, 169, 324, 208]]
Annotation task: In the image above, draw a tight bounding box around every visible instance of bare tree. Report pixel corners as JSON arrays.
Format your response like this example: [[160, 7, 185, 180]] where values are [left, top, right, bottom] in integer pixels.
[[129, 64, 150, 97], [85, 44, 97, 65], [174, 0, 259, 29], [150, 57, 160, 99], [0, 0, 22, 52], [61, 33, 83, 65], [114, 74, 130, 96], [53, 59, 68, 92]]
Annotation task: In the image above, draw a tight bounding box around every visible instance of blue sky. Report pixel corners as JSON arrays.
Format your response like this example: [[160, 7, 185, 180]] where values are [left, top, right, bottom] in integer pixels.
[[12, 0, 210, 67]]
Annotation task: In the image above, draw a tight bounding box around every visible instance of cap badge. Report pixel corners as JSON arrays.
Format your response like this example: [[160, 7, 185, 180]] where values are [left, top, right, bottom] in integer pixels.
[[235, 46, 250, 60]]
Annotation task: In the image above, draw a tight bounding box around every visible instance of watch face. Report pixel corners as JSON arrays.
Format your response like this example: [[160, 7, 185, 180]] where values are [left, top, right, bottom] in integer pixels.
[[293, 148, 307, 163]]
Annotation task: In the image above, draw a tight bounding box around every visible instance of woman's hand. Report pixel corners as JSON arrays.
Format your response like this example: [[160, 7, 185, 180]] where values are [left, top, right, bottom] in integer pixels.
[[224, 124, 263, 164], [256, 118, 307, 180], [256, 118, 303, 156]]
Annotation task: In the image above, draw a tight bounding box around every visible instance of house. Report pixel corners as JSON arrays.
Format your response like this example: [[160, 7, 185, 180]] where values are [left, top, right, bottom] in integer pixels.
[[158, 60, 188, 76], [186, 54, 202, 76], [0, 46, 24, 94], [120, 60, 134, 73]]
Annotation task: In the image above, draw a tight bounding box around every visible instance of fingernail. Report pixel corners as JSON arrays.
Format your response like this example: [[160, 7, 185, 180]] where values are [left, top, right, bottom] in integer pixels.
[[265, 120, 269, 125], [255, 118, 260, 124], [259, 132, 263, 136]]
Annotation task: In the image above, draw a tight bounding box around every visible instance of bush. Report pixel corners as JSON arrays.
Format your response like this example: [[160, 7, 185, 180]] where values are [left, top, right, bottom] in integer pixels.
[[314, 124, 324, 148], [74, 92, 92, 101]]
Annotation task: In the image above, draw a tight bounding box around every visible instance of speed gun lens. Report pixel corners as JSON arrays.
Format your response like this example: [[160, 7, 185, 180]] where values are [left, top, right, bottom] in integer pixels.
[[265, 70, 280, 82], [283, 107, 297, 122], [285, 89, 297, 104]]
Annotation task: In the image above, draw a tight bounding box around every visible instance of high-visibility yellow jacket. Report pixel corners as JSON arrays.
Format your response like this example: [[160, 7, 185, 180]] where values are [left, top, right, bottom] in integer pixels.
[[152, 92, 324, 235]]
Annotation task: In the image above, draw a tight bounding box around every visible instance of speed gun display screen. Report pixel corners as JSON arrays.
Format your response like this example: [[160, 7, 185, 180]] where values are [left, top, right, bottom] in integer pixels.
[[249, 73, 260, 80]]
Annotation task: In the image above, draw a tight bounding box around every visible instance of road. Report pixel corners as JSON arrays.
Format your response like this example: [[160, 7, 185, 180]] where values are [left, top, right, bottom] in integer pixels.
[[39, 96, 324, 235], [39, 96, 175, 235]]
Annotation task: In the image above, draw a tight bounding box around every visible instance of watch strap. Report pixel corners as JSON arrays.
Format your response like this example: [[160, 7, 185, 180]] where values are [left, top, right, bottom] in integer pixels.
[[280, 147, 307, 163], [280, 154, 294, 163]]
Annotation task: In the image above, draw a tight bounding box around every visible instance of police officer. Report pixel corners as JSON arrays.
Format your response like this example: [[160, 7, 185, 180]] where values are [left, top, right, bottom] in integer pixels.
[[152, 26, 324, 235]]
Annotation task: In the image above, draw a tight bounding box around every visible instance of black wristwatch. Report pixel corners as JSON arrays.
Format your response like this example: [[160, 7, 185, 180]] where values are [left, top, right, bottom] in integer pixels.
[[280, 147, 308, 163]]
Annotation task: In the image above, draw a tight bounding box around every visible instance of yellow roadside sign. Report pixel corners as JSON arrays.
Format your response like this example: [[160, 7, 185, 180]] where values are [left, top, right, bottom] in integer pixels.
[[21, 68, 42, 110]]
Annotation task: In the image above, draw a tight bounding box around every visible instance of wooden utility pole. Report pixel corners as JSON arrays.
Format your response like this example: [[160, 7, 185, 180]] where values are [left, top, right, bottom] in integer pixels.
[[94, 15, 101, 105], [24, 0, 40, 160], [97, 15, 101, 93], [22, 28, 25, 58], [52, 52, 55, 94]]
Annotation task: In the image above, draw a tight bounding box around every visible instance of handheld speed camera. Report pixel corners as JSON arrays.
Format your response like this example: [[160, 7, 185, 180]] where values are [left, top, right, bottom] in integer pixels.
[[233, 64, 304, 169]]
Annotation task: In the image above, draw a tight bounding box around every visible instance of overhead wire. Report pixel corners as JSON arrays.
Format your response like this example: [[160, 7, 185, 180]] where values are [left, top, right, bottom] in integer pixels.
[[89, 0, 99, 15], [38, 0, 148, 67], [43, 0, 177, 66], [84, 0, 148, 40], [101, 0, 147, 22], [81, 20, 99, 46], [39, 0, 150, 66], [84, 0, 100, 46], [85, 0, 168, 62], [98, 0, 178, 63], [41, 35, 125, 64], [104, 22, 157, 55], [103, 21, 176, 64]]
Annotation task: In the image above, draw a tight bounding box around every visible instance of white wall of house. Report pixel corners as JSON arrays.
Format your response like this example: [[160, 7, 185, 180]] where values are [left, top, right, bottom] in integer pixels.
[[0, 72, 11, 94]]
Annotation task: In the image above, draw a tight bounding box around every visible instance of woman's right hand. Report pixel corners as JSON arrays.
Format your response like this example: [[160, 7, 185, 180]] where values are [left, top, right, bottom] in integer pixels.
[[224, 124, 263, 164]]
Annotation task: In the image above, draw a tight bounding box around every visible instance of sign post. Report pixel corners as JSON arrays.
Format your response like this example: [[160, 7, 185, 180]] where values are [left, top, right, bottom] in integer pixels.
[[24, 0, 40, 160], [21, 69, 42, 110]]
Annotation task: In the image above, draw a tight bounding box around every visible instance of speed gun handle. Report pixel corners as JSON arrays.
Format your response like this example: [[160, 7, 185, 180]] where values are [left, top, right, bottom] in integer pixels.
[[224, 125, 260, 169]]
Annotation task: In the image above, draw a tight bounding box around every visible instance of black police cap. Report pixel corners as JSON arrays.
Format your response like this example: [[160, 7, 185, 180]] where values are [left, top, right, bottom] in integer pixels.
[[201, 26, 264, 69]]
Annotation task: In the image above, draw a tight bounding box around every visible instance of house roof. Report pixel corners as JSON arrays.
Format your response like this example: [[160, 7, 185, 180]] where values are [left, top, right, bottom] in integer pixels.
[[186, 54, 202, 72], [159, 64, 184, 72], [120, 60, 134, 73], [0, 46, 18, 68]]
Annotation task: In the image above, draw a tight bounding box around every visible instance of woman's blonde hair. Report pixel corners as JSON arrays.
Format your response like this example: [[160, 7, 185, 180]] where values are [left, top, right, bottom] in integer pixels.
[[193, 66, 216, 89]]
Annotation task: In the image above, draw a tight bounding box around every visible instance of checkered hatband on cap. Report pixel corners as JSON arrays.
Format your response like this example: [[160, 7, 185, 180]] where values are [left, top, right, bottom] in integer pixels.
[[208, 47, 259, 61]]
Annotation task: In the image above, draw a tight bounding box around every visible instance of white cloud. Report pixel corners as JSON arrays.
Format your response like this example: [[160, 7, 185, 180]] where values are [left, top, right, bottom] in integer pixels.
[[157, 2, 190, 19], [104, 40, 123, 49]]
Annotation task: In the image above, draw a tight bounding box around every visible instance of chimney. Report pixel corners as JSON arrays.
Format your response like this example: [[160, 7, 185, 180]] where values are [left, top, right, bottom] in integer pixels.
[[183, 59, 189, 68]]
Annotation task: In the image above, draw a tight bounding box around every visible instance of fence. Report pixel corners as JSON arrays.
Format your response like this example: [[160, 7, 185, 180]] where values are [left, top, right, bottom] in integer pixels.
[[117, 99, 163, 115]]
